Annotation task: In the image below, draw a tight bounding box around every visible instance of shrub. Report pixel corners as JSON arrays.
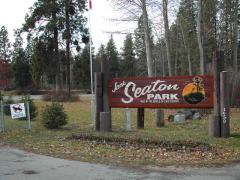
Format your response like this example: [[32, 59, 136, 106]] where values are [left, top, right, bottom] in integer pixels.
[[20, 95, 38, 120], [3, 96, 14, 116], [41, 102, 67, 129], [42, 91, 80, 102]]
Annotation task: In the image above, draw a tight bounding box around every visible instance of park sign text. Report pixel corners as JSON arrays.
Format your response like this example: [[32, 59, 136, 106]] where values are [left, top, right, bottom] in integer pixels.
[[109, 75, 214, 108]]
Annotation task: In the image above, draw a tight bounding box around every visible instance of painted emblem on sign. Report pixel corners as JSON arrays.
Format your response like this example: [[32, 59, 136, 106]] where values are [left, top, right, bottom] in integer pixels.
[[182, 76, 205, 104]]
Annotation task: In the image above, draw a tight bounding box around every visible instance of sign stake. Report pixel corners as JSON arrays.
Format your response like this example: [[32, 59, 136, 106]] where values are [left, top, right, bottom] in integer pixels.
[[0, 100, 4, 132], [26, 102, 31, 130], [125, 108, 131, 131], [220, 71, 230, 137]]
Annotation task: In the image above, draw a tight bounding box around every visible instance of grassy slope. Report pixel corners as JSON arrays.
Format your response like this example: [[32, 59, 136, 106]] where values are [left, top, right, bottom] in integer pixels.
[[1, 97, 240, 167]]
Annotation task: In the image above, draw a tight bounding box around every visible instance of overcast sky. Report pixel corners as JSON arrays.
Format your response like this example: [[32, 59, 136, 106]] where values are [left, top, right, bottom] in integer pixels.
[[0, 0, 134, 51]]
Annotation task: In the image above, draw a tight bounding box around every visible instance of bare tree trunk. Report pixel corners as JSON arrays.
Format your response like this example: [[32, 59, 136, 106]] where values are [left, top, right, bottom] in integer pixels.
[[65, 0, 71, 98], [196, 0, 205, 75], [141, 0, 154, 77], [162, 0, 172, 76], [52, 0, 60, 92], [160, 42, 165, 76], [174, 46, 178, 76], [233, 0, 239, 71], [179, 19, 192, 75], [187, 49, 192, 75], [174, 23, 179, 76]]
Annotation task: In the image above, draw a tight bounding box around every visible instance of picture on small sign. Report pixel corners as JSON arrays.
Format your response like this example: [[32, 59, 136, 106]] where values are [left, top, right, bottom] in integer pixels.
[[10, 103, 26, 119]]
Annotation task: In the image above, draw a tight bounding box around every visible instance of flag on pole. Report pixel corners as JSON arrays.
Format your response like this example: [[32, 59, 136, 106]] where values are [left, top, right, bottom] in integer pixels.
[[89, 0, 92, 10]]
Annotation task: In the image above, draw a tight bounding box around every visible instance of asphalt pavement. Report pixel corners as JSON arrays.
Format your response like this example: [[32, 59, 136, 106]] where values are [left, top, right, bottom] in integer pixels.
[[0, 146, 240, 180], [2, 94, 92, 101]]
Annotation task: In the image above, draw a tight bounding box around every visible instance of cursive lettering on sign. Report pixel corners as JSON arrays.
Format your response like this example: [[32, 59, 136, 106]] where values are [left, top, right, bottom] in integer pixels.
[[112, 81, 126, 93]]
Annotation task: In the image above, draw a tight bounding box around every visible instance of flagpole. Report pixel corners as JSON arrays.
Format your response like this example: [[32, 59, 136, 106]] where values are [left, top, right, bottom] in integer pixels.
[[89, 0, 95, 127]]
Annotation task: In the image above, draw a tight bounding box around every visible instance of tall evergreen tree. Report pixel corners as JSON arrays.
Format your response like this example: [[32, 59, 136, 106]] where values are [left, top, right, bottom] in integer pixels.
[[218, 0, 239, 69], [134, 16, 147, 76], [23, 0, 89, 92], [23, 0, 62, 90], [12, 34, 32, 88], [177, 0, 198, 75], [61, 0, 89, 97], [121, 34, 136, 77], [30, 39, 45, 87], [134, 15, 154, 76], [106, 35, 119, 78], [0, 26, 11, 62], [95, 44, 107, 73], [72, 45, 90, 89]]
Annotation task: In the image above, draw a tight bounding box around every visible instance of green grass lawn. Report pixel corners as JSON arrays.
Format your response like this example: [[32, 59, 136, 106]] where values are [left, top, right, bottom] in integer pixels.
[[1, 97, 240, 167]]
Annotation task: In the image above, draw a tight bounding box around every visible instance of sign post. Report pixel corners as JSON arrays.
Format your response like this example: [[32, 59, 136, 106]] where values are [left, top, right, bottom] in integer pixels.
[[95, 72, 103, 131], [220, 71, 230, 137], [209, 51, 224, 137], [0, 100, 4, 132], [26, 102, 31, 130], [125, 108, 131, 131], [137, 108, 144, 129]]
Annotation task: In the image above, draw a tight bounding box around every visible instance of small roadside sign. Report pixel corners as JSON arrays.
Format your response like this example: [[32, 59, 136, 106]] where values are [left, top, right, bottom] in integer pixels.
[[10, 103, 26, 119]]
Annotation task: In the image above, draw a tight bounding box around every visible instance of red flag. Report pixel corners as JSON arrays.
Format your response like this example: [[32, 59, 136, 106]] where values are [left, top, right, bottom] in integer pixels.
[[89, 0, 92, 10]]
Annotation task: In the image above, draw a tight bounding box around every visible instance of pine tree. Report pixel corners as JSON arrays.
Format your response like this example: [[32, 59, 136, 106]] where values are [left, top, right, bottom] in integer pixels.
[[177, 0, 198, 75], [134, 16, 147, 76], [72, 45, 90, 89], [30, 39, 45, 87], [106, 35, 119, 78], [95, 44, 107, 73], [23, 0, 89, 92], [12, 34, 32, 88], [0, 26, 11, 62], [121, 34, 136, 77], [134, 15, 154, 76]]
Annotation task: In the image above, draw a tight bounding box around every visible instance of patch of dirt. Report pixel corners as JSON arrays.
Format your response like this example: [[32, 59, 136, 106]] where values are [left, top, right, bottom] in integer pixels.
[[70, 133, 212, 152]]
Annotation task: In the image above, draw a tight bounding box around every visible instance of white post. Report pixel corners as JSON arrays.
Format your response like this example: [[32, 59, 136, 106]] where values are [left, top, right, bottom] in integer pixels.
[[0, 101, 5, 132], [26, 102, 31, 130], [125, 108, 131, 131], [89, 0, 95, 126]]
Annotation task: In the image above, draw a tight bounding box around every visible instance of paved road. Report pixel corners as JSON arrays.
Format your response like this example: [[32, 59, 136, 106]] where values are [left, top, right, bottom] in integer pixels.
[[2, 94, 92, 101], [2, 95, 43, 101], [0, 146, 240, 180]]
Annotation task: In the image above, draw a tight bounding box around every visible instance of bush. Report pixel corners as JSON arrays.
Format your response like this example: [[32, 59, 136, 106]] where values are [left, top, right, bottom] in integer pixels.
[[20, 95, 38, 120], [41, 102, 68, 129], [3, 96, 14, 116], [42, 91, 80, 102]]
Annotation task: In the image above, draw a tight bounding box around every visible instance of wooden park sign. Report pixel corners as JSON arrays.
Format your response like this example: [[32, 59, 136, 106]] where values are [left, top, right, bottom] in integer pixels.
[[109, 75, 214, 109], [96, 51, 230, 138]]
